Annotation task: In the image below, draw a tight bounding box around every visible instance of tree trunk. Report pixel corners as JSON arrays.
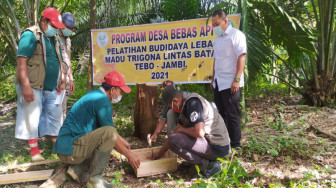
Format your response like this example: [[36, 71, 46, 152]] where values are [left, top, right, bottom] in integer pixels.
[[134, 84, 158, 140], [88, 0, 96, 91]]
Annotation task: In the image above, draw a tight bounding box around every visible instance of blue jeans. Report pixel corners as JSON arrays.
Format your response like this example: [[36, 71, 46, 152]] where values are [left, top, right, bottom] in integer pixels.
[[15, 82, 63, 140]]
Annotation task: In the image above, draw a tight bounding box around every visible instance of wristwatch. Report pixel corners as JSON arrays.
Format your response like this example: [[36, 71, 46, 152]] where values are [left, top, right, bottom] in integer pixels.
[[235, 77, 240, 82]]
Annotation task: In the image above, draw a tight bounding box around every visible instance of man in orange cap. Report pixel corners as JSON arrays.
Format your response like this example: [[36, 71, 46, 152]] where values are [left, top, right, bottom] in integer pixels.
[[53, 71, 140, 188], [15, 7, 66, 162]]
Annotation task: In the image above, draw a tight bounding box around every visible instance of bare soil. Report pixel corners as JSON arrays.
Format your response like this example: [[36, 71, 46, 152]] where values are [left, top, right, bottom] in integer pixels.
[[0, 95, 335, 187]]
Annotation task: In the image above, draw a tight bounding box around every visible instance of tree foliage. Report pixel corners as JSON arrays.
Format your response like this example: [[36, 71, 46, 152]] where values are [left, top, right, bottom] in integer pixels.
[[249, 0, 336, 106]]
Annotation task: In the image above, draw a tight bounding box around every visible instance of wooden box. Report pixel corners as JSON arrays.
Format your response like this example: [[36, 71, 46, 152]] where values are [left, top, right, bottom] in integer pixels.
[[131, 146, 177, 177]]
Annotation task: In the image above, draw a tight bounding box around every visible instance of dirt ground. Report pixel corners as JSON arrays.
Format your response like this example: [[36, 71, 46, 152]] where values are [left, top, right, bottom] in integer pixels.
[[0, 95, 335, 187]]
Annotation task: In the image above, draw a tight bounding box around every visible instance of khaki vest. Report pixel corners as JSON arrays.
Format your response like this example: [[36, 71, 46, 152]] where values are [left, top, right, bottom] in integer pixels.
[[16, 25, 63, 90], [180, 93, 230, 146]]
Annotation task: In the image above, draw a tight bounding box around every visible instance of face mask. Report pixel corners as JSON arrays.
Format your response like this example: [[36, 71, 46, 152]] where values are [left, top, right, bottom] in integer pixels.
[[171, 101, 181, 113], [111, 95, 122, 104], [45, 25, 58, 37], [62, 28, 73, 37], [213, 26, 224, 36]]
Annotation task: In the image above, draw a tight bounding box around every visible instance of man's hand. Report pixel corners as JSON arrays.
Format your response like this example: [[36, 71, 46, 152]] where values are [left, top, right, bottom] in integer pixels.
[[57, 82, 66, 94], [69, 81, 75, 94], [127, 152, 140, 169], [22, 85, 34, 102], [231, 81, 240, 94], [150, 133, 158, 143], [152, 152, 163, 160]]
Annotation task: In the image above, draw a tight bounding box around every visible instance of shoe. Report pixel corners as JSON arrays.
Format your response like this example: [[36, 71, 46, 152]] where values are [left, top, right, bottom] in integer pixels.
[[67, 163, 89, 183], [179, 161, 193, 169], [201, 161, 222, 178], [87, 150, 114, 188], [31, 154, 45, 162]]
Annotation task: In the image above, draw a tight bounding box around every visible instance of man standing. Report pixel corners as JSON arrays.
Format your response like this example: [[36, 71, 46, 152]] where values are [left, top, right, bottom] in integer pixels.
[[53, 71, 140, 188], [59, 12, 77, 120], [15, 7, 66, 161], [211, 10, 247, 148], [153, 85, 231, 178]]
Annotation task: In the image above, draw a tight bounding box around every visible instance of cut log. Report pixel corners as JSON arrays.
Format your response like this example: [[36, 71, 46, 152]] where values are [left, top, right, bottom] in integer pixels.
[[0, 169, 53, 185], [39, 164, 67, 188], [0, 159, 61, 172], [134, 83, 158, 140]]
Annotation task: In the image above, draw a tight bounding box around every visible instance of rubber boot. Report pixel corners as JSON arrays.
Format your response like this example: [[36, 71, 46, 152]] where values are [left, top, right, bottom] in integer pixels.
[[67, 163, 89, 183], [87, 150, 114, 188]]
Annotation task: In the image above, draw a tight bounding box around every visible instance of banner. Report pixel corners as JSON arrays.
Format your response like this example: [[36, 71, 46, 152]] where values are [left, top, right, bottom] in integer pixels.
[[91, 14, 241, 85]]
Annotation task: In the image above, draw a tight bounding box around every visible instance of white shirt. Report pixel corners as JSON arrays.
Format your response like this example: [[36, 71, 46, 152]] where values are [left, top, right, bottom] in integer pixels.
[[212, 24, 247, 91]]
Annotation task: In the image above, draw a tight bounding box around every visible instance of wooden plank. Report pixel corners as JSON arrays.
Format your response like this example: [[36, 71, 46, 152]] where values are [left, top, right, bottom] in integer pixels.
[[0, 169, 53, 185], [0, 159, 61, 172], [131, 147, 177, 177], [39, 164, 67, 188]]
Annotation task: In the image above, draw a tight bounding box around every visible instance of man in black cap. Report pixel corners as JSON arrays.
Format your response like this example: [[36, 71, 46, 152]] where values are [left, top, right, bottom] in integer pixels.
[[150, 80, 179, 142], [153, 85, 231, 178]]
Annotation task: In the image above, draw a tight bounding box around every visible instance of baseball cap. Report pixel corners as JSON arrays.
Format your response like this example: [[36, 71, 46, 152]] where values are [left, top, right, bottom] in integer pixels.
[[160, 80, 174, 91], [42, 7, 65, 29], [104, 71, 131, 93], [62, 12, 77, 29], [161, 84, 180, 104]]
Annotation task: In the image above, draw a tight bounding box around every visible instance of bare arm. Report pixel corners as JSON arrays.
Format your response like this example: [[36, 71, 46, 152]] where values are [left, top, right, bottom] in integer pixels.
[[231, 53, 246, 94], [174, 122, 205, 138], [150, 118, 167, 142], [17, 56, 34, 102], [114, 133, 140, 169], [69, 63, 75, 94], [235, 54, 246, 79], [153, 139, 170, 160]]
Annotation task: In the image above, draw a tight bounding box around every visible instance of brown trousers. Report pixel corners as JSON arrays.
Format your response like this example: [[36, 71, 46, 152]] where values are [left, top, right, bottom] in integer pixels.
[[58, 126, 117, 164]]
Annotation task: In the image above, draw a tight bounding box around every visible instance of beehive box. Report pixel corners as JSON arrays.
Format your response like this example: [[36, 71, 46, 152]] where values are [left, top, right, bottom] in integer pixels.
[[131, 146, 177, 177]]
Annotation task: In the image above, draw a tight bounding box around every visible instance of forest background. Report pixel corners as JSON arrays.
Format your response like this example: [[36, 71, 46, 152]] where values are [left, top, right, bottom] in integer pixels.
[[0, 0, 335, 187]]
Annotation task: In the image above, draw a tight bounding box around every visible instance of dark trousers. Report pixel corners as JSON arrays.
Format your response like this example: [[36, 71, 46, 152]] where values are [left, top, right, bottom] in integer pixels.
[[168, 133, 230, 170], [214, 83, 241, 148]]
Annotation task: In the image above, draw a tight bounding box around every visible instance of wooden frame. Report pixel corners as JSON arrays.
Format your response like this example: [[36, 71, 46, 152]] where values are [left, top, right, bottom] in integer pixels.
[[131, 146, 177, 177]]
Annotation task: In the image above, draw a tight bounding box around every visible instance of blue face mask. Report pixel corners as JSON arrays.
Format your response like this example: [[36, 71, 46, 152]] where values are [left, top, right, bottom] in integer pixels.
[[62, 28, 73, 37], [45, 25, 58, 37], [213, 26, 224, 36]]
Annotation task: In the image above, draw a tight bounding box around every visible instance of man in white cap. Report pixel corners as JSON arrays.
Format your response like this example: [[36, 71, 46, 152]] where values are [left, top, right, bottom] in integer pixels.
[[15, 7, 66, 161], [53, 71, 140, 188]]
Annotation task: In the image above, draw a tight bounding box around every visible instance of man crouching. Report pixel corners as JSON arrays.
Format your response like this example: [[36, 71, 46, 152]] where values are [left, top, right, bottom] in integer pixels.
[[153, 84, 231, 178], [53, 71, 140, 188]]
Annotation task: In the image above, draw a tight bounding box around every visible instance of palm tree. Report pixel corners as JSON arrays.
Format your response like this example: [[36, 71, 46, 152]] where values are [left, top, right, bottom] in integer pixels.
[[249, 0, 336, 106]]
